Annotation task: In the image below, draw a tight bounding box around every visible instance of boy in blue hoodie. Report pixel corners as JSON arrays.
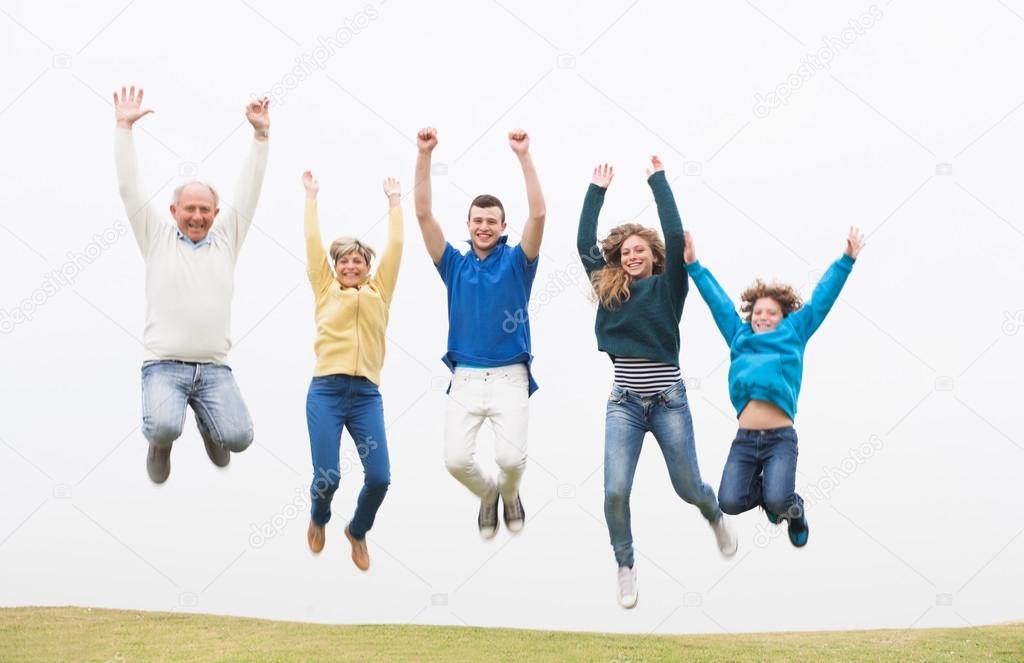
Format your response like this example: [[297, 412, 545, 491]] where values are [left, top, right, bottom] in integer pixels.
[[683, 227, 864, 547]]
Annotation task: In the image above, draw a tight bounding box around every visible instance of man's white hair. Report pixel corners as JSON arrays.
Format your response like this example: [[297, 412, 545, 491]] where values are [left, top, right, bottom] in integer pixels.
[[172, 181, 219, 207]]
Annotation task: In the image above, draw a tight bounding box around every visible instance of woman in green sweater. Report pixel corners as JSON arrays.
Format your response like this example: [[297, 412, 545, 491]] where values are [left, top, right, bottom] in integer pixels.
[[577, 158, 735, 610]]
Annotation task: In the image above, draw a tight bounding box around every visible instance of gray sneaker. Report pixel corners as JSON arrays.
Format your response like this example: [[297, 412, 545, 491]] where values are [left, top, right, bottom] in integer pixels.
[[197, 416, 230, 468], [502, 493, 525, 534], [478, 485, 500, 540], [147, 443, 171, 484]]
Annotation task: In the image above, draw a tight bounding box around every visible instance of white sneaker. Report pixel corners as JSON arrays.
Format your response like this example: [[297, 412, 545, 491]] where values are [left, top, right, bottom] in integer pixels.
[[617, 565, 638, 609], [711, 515, 738, 558]]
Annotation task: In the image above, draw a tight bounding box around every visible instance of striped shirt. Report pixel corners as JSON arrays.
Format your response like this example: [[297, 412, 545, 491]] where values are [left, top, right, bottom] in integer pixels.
[[612, 357, 682, 395]]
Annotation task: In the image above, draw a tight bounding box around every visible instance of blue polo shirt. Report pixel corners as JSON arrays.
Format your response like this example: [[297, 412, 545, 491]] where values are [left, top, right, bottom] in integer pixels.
[[436, 236, 539, 395]]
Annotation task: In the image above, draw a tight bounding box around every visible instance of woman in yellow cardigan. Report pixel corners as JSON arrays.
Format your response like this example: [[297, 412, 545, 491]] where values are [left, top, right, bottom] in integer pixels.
[[302, 170, 402, 571]]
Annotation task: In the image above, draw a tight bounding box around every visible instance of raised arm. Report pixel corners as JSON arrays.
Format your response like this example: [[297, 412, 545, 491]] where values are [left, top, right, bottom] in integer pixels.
[[221, 97, 270, 253], [788, 227, 863, 341], [112, 85, 161, 256], [509, 129, 545, 262], [373, 177, 404, 306], [414, 127, 446, 264], [577, 164, 613, 276], [684, 232, 742, 343], [646, 156, 686, 294], [302, 171, 332, 296]]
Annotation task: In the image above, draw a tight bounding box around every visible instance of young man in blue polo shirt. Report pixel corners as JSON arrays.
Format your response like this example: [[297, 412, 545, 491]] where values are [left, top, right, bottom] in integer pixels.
[[414, 126, 546, 540]]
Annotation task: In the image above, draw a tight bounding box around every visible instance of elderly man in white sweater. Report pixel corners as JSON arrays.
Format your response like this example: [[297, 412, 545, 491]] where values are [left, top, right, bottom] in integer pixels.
[[113, 85, 269, 484]]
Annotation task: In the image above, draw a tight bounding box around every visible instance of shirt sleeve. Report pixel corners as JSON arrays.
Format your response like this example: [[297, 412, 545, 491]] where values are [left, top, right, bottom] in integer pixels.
[[788, 254, 855, 341], [114, 127, 164, 257], [512, 243, 540, 288], [435, 242, 459, 284], [304, 200, 333, 298], [218, 138, 269, 255], [577, 183, 608, 276], [372, 206, 404, 307], [686, 260, 742, 343], [648, 171, 686, 297]]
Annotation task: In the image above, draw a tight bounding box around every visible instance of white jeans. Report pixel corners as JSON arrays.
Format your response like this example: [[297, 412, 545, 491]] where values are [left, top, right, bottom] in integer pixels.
[[444, 364, 530, 502]]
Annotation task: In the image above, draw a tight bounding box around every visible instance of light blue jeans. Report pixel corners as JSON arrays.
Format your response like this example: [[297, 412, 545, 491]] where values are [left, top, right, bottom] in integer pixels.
[[141, 361, 253, 452], [604, 381, 721, 568]]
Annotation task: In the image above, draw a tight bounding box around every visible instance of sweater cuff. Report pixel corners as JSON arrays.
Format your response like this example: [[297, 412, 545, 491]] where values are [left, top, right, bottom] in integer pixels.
[[838, 253, 855, 269], [646, 170, 667, 186], [685, 259, 702, 274], [587, 182, 607, 196]]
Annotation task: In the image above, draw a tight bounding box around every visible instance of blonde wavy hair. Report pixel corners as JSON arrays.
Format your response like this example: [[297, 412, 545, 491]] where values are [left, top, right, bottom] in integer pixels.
[[590, 223, 666, 310], [739, 279, 803, 320]]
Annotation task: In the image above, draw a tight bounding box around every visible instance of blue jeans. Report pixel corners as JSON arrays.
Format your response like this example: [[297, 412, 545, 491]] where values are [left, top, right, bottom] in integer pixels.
[[718, 427, 803, 520], [604, 381, 721, 568], [141, 361, 253, 452], [306, 375, 391, 539]]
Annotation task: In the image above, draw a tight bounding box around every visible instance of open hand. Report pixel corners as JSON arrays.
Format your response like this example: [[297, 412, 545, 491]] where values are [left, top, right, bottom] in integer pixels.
[[113, 85, 153, 128], [302, 170, 319, 200], [845, 226, 865, 258], [591, 163, 614, 188], [417, 127, 438, 153], [383, 177, 401, 198], [645, 155, 664, 178], [509, 129, 530, 155]]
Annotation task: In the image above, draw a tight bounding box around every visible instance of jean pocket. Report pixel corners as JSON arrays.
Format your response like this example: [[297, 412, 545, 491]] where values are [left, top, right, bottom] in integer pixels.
[[662, 385, 690, 411], [607, 387, 627, 406]]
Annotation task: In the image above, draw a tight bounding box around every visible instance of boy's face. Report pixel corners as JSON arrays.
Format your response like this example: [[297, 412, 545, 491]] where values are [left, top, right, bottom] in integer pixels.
[[751, 297, 783, 333]]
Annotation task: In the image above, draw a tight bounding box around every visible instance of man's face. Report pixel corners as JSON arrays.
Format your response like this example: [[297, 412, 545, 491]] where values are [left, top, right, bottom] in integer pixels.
[[171, 184, 219, 242], [467, 205, 505, 252]]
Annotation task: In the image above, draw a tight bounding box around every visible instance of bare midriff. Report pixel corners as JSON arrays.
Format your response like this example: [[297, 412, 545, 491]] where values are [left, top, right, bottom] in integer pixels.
[[738, 399, 793, 430]]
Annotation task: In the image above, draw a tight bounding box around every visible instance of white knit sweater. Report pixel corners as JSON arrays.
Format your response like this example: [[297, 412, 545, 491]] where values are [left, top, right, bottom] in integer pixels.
[[114, 128, 268, 364]]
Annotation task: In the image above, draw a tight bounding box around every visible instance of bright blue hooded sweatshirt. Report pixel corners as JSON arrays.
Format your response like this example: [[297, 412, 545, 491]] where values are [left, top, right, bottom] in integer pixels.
[[685, 254, 855, 420]]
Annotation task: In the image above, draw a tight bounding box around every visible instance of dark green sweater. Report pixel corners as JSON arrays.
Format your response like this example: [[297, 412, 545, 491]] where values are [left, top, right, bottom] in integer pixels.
[[576, 171, 688, 366]]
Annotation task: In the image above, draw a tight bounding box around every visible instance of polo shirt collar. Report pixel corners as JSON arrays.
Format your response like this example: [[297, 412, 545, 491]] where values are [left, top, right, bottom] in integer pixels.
[[464, 235, 509, 260]]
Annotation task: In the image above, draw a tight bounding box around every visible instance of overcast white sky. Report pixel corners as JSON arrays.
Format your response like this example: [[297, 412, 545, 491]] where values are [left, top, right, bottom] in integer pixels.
[[1, 0, 1022, 636]]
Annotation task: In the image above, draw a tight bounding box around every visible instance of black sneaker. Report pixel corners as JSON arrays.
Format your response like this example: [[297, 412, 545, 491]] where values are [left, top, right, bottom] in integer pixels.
[[502, 493, 525, 534], [787, 514, 809, 547], [146, 443, 171, 484], [478, 486, 500, 540]]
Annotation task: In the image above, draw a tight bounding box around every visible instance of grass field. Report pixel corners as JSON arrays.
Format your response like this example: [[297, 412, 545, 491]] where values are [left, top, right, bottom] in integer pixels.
[[1, 607, 1021, 662]]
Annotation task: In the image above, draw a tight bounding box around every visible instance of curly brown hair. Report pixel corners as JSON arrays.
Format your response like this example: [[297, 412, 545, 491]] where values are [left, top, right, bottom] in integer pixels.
[[739, 279, 803, 321], [590, 223, 666, 310]]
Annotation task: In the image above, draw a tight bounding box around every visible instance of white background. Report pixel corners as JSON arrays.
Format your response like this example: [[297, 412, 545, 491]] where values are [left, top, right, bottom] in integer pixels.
[[1, 0, 1022, 636]]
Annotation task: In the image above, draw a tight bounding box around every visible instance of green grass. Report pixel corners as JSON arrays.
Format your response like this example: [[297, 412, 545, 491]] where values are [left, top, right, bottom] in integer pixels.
[[1, 607, 1021, 662]]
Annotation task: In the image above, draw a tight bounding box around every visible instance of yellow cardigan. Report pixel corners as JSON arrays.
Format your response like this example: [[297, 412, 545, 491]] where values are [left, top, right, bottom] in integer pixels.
[[305, 199, 403, 385]]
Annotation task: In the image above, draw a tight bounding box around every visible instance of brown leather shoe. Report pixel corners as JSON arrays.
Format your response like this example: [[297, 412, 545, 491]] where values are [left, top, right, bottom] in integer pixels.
[[307, 520, 325, 554], [344, 526, 370, 571]]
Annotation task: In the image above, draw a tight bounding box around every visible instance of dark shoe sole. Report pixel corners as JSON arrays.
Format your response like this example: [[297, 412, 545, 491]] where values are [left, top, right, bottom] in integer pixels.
[[147, 445, 171, 484], [502, 493, 525, 534]]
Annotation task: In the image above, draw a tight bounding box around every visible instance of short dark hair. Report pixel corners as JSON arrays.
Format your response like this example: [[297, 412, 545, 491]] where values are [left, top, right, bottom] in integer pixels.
[[467, 194, 505, 222]]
